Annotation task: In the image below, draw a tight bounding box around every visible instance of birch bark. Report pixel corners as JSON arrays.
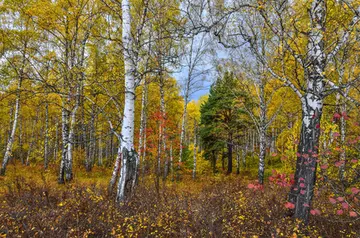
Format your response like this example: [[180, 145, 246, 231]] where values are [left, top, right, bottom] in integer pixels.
[[114, 0, 138, 202], [0, 78, 21, 175]]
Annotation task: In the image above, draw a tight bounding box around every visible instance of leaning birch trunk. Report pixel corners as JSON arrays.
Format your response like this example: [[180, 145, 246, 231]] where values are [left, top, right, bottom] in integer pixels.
[[0, 78, 21, 175], [109, 146, 121, 193], [114, 0, 138, 202], [288, 0, 325, 223]]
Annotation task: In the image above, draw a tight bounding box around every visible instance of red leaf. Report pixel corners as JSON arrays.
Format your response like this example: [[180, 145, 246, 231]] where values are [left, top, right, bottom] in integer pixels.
[[300, 190, 306, 195], [310, 209, 321, 215], [303, 203, 310, 207], [329, 197, 337, 204], [337, 197, 345, 202], [333, 132, 340, 137], [247, 184, 255, 189], [320, 164, 328, 170], [342, 203, 349, 210], [285, 202, 295, 209], [300, 183, 306, 188], [335, 161, 342, 167], [349, 211, 358, 217], [333, 113, 341, 119], [351, 187, 360, 195], [351, 159, 358, 163], [316, 124, 320, 129], [336, 209, 343, 215]]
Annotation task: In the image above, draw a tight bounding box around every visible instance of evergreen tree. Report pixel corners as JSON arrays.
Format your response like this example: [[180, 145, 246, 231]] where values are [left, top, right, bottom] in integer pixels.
[[200, 71, 247, 174]]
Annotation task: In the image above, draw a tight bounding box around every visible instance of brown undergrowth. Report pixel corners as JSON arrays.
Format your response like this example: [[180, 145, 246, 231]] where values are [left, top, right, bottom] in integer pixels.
[[0, 164, 358, 237]]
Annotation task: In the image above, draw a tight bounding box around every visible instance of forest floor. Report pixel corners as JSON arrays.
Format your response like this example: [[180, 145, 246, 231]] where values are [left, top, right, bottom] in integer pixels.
[[0, 163, 359, 237]]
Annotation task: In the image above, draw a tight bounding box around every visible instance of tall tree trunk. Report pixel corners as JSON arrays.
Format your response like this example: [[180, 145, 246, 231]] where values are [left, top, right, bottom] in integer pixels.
[[142, 115, 147, 176], [113, 0, 138, 202], [236, 145, 240, 175], [1, 77, 22, 175], [258, 128, 266, 184], [192, 121, 197, 179], [44, 102, 49, 169], [159, 79, 168, 180], [335, 63, 348, 180], [26, 118, 37, 166], [179, 46, 192, 169], [59, 104, 70, 183], [288, 0, 326, 224], [270, 127, 276, 154], [222, 150, 225, 171], [227, 137, 232, 174], [170, 142, 173, 181], [54, 121, 59, 162], [179, 100, 187, 169], [138, 82, 148, 178], [258, 81, 267, 184], [338, 96, 347, 180], [212, 151, 217, 174], [66, 87, 80, 180], [86, 105, 96, 171]]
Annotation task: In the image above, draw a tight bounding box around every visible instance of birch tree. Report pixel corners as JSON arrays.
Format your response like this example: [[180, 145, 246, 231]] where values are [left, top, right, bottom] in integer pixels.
[[186, 0, 359, 223], [179, 33, 210, 172], [249, 0, 360, 223], [0, 2, 35, 175]]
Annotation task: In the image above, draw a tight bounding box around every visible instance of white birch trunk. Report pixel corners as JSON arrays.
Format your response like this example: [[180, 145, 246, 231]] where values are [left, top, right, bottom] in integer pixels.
[[115, 0, 138, 202], [258, 82, 267, 184], [0, 78, 21, 175], [288, 0, 326, 223]]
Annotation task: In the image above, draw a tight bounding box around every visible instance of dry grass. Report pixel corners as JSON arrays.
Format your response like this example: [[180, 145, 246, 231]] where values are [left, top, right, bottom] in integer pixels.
[[0, 163, 359, 237]]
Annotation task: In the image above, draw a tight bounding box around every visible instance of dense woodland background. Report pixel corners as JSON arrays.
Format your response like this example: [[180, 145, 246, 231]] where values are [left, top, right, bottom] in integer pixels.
[[0, 0, 360, 237]]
